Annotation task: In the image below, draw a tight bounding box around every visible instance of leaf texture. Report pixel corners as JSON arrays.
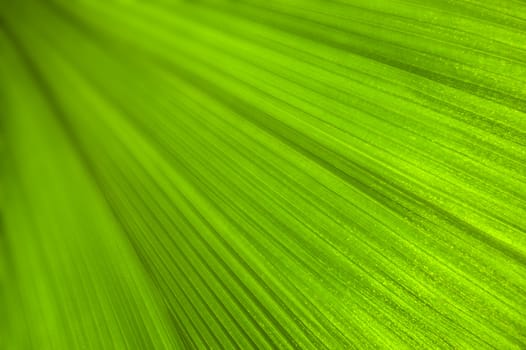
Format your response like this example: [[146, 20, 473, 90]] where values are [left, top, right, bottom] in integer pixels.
[[1, 0, 525, 348]]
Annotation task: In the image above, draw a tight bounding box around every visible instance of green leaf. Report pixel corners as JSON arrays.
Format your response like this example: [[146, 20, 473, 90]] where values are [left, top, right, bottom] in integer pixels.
[[1, 0, 525, 348]]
